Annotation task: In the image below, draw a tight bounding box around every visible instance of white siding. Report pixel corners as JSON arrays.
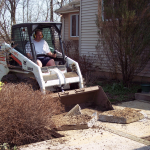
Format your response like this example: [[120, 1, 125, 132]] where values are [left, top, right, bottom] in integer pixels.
[[79, 0, 150, 78], [80, 0, 112, 72], [80, 0, 99, 55], [64, 14, 69, 40]]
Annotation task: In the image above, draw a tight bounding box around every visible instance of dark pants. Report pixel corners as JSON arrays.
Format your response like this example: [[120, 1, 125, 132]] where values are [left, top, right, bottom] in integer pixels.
[[37, 57, 51, 66]]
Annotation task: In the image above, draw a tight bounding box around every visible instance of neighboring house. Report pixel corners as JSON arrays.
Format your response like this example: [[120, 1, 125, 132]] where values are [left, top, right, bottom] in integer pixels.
[[55, 0, 150, 82], [55, 0, 80, 41], [55, 0, 98, 56]]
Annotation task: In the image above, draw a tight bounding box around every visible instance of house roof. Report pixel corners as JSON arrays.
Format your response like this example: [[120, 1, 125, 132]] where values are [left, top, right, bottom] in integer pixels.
[[69, 0, 80, 5], [55, 0, 80, 14]]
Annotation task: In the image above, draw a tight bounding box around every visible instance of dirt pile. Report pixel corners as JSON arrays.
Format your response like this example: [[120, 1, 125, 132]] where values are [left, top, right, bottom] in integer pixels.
[[51, 107, 98, 131], [99, 107, 144, 123], [53, 114, 91, 125], [1, 74, 40, 90]]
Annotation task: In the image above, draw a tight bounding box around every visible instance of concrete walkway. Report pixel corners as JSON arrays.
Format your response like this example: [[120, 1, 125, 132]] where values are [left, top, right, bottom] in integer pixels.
[[20, 100, 150, 150]]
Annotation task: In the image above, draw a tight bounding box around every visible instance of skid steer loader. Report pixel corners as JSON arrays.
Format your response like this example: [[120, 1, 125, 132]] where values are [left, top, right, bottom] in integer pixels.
[[0, 22, 113, 111]]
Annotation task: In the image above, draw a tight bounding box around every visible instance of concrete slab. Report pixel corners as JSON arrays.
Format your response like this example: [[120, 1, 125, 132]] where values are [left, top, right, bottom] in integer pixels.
[[19, 100, 150, 150], [20, 128, 150, 150], [65, 104, 82, 116], [52, 113, 97, 131], [135, 93, 150, 101], [99, 107, 144, 124], [99, 100, 150, 138]]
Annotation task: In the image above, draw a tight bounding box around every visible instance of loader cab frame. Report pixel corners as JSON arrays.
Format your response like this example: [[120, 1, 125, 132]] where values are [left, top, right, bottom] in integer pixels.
[[11, 22, 65, 66]]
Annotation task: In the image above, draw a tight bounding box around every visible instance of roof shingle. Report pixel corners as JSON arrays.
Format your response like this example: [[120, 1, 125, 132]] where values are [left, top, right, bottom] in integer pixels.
[[55, 0, 80, 14]]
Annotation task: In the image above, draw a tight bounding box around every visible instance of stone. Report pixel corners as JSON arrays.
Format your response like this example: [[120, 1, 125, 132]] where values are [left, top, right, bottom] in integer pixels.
[[65, 104, 82, 116]]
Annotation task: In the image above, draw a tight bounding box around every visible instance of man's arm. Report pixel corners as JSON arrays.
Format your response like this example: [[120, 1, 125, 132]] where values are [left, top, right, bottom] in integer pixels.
[[26, 53, 33, 60], [44, 40, 56, 58], [47, 52, 56, 58]]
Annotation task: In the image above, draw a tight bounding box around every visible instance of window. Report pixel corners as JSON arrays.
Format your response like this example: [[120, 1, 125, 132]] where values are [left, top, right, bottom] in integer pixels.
[[12, 27, 29, 55], [70, 14, 79, 37], [42, 28, 54, 52]]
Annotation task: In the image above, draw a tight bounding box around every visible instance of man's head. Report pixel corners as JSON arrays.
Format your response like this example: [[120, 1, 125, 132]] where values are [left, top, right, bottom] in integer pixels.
[[34, 29, 43, 42]]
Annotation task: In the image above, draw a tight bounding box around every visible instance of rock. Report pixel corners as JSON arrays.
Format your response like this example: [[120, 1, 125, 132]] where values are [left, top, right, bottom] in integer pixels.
[[65, 104, 82, 116]]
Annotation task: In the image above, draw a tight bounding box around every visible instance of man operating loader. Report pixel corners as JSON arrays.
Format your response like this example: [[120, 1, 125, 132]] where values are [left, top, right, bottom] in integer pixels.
[[26, 29, 56, 67]]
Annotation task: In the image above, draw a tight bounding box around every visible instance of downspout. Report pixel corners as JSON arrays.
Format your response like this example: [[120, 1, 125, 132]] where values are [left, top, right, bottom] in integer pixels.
[[79, 1, 81, 56], [62, 16, 65, 41]]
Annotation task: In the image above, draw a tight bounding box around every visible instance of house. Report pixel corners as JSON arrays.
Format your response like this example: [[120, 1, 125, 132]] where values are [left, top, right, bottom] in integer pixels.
[[55, 0, 98, 56], [55, 0, 150, 83]]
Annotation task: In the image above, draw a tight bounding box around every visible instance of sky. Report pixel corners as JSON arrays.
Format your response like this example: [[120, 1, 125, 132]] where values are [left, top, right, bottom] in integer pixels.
[[15, 0, 65, 23]]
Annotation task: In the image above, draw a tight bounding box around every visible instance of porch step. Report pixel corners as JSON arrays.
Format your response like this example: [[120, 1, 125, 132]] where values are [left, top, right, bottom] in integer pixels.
[[135, 93, 150, 101]]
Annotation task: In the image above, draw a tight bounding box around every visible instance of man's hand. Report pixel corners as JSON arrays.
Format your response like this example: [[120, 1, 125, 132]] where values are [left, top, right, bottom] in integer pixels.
[[47, 52, 56, 58], [26, 53, 33, 60], [54, 50, 56, 54]]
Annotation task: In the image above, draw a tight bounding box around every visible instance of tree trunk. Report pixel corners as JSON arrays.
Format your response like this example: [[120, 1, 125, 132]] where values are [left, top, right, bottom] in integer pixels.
[[50, 0, 53, 21]]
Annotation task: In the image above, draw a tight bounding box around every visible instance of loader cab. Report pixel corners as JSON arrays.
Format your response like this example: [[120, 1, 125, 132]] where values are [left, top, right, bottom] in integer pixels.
[[10, 22, 65, 67]]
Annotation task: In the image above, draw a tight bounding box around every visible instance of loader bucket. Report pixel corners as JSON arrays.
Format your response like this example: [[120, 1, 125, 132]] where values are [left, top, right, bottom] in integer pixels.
[[56, 86, 113, 111]]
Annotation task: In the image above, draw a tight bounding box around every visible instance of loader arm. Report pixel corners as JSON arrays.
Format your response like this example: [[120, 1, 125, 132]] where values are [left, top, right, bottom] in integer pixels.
[[66, 56, 84, 89]]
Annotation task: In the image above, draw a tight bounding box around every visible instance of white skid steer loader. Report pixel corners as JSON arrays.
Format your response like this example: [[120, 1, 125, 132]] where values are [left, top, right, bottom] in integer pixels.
[[0, 22, 113, 111]]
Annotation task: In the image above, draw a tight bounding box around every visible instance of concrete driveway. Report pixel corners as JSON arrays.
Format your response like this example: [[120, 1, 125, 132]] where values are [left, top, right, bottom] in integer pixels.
[[20, 100, 150, 150]]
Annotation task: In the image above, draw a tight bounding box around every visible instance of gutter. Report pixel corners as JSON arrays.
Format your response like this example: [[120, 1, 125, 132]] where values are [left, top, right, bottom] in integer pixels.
[[55, 9, 79, 14]]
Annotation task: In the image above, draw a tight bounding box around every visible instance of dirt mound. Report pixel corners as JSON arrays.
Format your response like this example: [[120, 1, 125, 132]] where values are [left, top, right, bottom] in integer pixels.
[[52, 114, 92, 126], [99, 107, 144, 123], [1, 74, 40, 90]]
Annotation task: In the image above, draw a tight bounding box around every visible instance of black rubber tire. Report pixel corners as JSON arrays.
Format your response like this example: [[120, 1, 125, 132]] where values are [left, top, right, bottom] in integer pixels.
[[2, 74, 40, 91], [21, 77, 40, 91], [1, 74, 19, 84]]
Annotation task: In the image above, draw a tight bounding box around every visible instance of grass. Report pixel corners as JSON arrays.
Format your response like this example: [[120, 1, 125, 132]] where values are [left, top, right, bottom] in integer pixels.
[[96, 80, 141, 102]]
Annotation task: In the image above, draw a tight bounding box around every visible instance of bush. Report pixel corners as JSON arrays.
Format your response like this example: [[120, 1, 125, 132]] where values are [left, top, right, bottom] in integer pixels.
[[0, 83, 64, 147], [96, 0, 150, 86], [97, 80, 140, 102]]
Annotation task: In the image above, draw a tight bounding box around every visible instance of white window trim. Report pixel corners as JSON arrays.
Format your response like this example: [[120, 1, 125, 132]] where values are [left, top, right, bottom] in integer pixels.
[[70, 14, 79, 37]]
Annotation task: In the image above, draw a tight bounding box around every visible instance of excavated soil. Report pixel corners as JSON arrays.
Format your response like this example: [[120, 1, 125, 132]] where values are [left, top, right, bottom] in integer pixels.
[[103, 107, 141, 118], [99, 107, 144, 123], [52, 114, 92, 129], [1, 74, 40, 90]]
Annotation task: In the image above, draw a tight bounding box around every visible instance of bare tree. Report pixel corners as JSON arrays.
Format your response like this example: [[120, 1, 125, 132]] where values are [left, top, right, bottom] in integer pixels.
[[4, 0, 20, 25], [0, 0, 11, 43], [50, 0, 53, 21], [19, 0, 30, 23], [96, 0, 150, 86], [0, 0, 70, 43]]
